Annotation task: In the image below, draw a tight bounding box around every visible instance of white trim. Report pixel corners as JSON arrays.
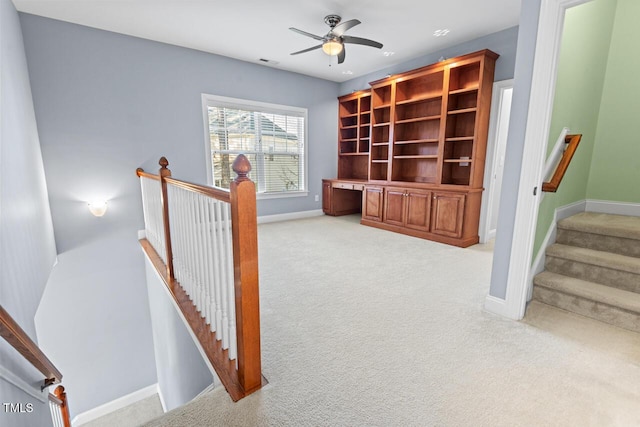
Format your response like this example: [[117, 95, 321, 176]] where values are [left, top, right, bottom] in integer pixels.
[[585, 199, 640, 217], [0, 365, 48, 403], [194, 382, 217, 399], [156, 383, 167, 414], [200, 93, 309, 198], [528, 199, 586, 300], [257, 209, 324, 224], [137, 229, 146, 240], [480, 79, 514, 243], [499, 0, 593, 320], [483, 295, 510, 318], [142, 252, 219, 382], [71, 384, 159, 426]]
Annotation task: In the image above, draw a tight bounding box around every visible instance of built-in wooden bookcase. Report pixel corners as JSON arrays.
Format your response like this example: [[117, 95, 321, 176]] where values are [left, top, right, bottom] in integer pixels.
[[369, 84, 392, 181], [338, 90, 371, 180], [329, 49, 498, 247]]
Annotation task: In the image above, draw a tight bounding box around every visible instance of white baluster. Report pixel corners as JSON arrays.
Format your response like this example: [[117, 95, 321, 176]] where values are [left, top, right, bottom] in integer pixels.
[[216, 200, 229, 349], [224, 202, 237, 361], [211, 200, 223, 335]]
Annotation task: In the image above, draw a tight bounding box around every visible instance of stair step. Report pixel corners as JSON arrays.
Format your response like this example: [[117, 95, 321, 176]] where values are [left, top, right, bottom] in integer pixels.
[[557, 212, 640, 258], [545, 244, 640, 293], [533, 271, 640, 333]]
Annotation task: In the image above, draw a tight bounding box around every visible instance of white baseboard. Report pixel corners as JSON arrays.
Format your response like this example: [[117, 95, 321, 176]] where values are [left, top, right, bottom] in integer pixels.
[[72, 383, 159, 426], [483, 295, 510, 318], [156, 383, 167, 414], [257, 209, 324, 224], [586, 199, 640, 217]]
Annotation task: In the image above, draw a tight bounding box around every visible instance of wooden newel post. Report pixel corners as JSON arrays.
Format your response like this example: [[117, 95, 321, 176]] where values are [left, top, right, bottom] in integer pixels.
[[159, 157, 174, 280], [54, 385, 71, 427], [229, 154, 262, 393]]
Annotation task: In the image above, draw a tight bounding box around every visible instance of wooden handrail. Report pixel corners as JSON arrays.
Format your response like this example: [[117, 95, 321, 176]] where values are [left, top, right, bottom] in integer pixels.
[[49, 386, 71, 427], [137, 155, 264, 401], [542, 133, 581, 192], [164, 177, 231, 203], [0, 305, 62, 390]]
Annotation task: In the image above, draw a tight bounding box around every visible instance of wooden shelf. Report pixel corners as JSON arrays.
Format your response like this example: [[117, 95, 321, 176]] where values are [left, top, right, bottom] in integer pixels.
[[395, 94, 442, 106], [449, 86, 478, 95], [341, 124, 358, 129], [340, 152, 369, 157], [394, 155, 438, 159], [373, 122, 391, 127], [445, 136, 474, 142], [448, 108, 477, 115], [394, 139, 439, 145], [372, 142, 389, 146], [395, 115, 441, 125], [371, 160, 388, 163], [444, 158, 473, 163]]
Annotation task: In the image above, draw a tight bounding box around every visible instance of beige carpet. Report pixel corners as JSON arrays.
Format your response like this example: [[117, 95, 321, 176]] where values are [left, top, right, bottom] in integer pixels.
[[144, 214, 640, 427]]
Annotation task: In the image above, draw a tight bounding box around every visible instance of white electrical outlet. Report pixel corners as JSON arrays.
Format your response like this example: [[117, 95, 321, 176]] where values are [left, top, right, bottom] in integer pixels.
[[314, 194, 319, 202]]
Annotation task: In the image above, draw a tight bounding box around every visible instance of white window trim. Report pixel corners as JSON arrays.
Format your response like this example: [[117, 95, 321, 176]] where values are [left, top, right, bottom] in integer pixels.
[[201, 93, 309, 199]]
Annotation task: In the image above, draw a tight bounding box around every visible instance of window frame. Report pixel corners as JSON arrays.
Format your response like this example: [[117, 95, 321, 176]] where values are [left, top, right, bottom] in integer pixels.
[[201, 93, 309, 199]]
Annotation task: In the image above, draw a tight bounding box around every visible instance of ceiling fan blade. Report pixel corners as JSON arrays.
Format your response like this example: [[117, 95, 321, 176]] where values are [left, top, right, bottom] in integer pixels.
[[290, 44, 323, 55], [332, 19, 361, 37], [289, 27, 324, 41], [342, 35, 383, 49], [337, 47, 346, 64]]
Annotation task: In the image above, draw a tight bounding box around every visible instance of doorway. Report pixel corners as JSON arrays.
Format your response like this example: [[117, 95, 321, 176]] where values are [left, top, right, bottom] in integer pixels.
[[480, 80, 513, 244]]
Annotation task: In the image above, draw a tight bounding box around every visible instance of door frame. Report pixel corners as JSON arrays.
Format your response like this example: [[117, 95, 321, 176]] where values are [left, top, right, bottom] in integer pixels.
[[479, 79, 514, 244], [500, 0, 593, 319]]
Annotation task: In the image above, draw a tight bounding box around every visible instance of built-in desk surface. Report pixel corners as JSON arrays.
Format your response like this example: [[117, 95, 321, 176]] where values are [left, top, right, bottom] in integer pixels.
[[321, 179, 367, 216]]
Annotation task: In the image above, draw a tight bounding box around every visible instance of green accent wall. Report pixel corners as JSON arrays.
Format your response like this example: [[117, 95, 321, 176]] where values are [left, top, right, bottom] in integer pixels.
[[587, 0, 640, 202], [532, 0, 617, 256]]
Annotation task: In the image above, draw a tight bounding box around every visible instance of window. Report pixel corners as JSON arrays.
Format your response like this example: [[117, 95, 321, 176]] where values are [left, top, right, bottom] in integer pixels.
[[202, 94, 307, 197]]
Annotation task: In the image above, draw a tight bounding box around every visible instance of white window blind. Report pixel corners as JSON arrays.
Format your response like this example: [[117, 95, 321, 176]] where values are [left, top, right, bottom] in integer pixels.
[[202, 95, 307, 196]]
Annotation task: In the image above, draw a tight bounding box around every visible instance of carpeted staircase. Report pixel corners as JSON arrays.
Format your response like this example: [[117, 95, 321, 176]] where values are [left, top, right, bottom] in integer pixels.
[[532, 212, 640, 333]]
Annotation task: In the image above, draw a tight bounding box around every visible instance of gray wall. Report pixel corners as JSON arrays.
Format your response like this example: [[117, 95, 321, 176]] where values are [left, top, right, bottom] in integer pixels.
[[19, 12, 339, 417], [144, 257, 214, 411], [339, 26, 518, 95], [0, 0, 57, 425], [489, 0, 542, 299]]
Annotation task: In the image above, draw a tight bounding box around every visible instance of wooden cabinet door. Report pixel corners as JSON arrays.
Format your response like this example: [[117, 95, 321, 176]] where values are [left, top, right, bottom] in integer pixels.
[[383, 188, 406, 226], [322, 180, 332, 214], [362, 186, 383, 222], [431, 192, 465, 238], [405, 189, 431, 232]]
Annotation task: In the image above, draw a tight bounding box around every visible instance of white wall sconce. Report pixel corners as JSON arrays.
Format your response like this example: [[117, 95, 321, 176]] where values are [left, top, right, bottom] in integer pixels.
[[88, 200, 108, 217]]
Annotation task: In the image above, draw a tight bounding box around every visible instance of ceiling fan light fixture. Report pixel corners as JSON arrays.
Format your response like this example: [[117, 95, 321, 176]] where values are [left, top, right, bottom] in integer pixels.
[[322, 39, 343, 56]]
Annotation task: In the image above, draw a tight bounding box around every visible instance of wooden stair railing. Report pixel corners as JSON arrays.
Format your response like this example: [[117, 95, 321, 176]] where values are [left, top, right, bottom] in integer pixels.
[[136, 155, 264, 401], [48, 386, 71, 427], [0, 305, 62, 390], [542, 133, 582, 192], [0, 305, 70, 426]]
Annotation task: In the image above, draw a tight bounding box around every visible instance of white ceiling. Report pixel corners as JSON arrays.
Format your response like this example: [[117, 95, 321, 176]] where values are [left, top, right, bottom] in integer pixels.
[[13, 0, 521, 83]]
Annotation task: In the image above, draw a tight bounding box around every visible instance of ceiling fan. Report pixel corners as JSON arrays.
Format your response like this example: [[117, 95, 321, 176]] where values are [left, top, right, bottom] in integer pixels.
[[289, 15, 383, 64]]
